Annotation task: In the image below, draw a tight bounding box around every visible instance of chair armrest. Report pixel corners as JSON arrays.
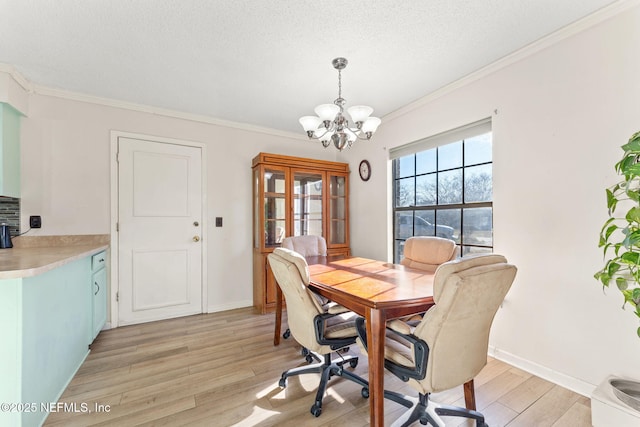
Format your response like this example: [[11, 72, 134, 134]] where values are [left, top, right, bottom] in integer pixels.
[[387, 319, 413, 335], [356, 316, 429, 382], [327, 303, 349, 314]]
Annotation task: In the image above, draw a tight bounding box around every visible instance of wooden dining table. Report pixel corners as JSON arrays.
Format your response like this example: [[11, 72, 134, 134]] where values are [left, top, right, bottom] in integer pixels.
[[301, 255, 436, 427]]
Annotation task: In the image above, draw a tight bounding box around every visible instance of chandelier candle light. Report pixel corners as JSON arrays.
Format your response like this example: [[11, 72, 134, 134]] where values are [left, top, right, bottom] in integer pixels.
[[299, 57, 381, 151]]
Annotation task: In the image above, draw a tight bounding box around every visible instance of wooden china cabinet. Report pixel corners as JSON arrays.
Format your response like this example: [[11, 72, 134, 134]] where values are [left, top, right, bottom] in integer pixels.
[[252, 152, 350, 314]]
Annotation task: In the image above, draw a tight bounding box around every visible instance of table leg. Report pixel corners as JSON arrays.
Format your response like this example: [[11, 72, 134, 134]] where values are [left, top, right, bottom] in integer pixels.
[[464, 379, 476, 410], [274, 286, 282, 346], [366, 308, 386, 427]]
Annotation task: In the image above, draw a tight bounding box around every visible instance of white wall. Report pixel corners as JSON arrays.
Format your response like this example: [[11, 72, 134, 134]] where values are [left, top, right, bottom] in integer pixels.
[[16, 92, 339, 313], [341, 3, 640, 395]]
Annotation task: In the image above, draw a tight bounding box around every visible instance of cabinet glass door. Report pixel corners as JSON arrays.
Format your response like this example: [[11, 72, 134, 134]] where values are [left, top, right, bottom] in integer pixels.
[[264, 167, 287, 247], [293, 171, 323, 237], [329, 174, 347, 245]]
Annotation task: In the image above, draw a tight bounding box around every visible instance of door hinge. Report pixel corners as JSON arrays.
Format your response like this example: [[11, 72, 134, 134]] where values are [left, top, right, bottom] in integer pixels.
[[116, 222, 119, 232], [116, 291, 119, 302]]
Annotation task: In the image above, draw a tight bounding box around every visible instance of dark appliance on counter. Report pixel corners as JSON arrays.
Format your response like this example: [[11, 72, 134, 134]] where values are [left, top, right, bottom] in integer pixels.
[[0, 223, 13, 248]]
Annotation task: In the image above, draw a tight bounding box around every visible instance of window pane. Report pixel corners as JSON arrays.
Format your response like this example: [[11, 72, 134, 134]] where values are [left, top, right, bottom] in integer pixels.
[[264, 169, 285, 193], [438, 169, 462, 204], [464, 133, 492, 166], [437, 209, 460, 242], [330, 220, 346, 244], [395, 177, 415, 207], [464, 164, 492, 203], [265, 196, 286, 220], [462, 246, 493, 256], [395, 240, 406, 263], [463, 207, 493, 247], [416, 174, 436, 206], [265, 219, 286, 247], [438, 140, 462, 170], [395, 211, 414, 239], [416, 149, 436, 175], [414, 210, 436, 237], [396, 155, 415, 178]]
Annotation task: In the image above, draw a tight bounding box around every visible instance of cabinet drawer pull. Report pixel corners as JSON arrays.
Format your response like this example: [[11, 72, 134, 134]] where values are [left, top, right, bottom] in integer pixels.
[[94, 281, 100, 295]]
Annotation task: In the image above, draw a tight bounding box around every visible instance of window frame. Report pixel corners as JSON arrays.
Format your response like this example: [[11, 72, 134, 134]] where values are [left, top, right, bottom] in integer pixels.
[[391, 124, 493, 263]]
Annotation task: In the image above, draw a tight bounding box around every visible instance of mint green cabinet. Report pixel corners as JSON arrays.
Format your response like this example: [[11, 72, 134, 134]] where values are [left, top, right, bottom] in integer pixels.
[[91, 251, 107, 342], [0, 257, 91, 427], [0, 103, 21, 197]]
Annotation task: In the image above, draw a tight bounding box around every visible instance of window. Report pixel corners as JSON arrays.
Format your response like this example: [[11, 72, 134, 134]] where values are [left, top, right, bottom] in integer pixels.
[[391, 120, 493, 262]]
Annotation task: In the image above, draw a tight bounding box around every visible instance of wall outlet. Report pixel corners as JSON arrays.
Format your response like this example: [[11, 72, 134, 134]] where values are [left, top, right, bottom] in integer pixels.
[[215, 217, 223, 227], [30, 215, 42, 228]]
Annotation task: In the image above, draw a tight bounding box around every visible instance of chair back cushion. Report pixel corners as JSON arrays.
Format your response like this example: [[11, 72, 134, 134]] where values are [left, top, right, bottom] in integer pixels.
[[400, 236, 456, 272], [412, 254, 517, 394], [268, 248, 325, 351], [281, 235, 328, 257]]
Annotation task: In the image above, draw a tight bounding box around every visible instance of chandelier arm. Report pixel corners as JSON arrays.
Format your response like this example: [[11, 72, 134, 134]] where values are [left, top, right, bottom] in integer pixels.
[[345, 127, 373, 140], [310, 127, 333, 139]]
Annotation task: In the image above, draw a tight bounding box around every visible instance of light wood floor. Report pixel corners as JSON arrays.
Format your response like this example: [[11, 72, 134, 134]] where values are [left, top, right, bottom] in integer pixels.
[[44, 308, 591, 426]]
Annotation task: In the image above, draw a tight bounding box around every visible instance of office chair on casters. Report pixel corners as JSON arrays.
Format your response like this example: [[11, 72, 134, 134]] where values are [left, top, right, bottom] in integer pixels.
[[267, 247, 368, 417], [357, 254, 517, 427], [399, 235, 486, 410], [277, 235, 328, 341]]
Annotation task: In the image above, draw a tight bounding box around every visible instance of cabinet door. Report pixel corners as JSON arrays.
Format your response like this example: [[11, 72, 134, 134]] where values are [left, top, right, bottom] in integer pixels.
[[327, 172, 349, 247], [260, 165, 289, 248], [92, 267, 107, 341], [292, 169, 324, 238], [0, 103, 21, 198]]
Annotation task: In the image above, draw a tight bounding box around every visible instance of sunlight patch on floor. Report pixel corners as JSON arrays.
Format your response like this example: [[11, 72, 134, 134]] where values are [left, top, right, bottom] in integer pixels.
[[230, 406, 279, 426]]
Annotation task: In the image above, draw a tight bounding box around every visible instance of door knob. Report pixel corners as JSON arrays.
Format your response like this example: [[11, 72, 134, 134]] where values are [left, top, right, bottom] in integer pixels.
[[193, 235, 201, 242]]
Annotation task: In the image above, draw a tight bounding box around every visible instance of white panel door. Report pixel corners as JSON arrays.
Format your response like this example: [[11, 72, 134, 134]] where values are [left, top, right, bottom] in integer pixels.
[[118, 137, 203, 325]]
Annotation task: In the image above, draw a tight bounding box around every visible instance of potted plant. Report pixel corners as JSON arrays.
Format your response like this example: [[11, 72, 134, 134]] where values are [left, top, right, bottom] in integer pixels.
[[595, 130, 640, 337]]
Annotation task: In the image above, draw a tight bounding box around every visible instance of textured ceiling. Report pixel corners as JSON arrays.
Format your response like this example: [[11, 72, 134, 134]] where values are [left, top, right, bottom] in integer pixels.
[[0, 0, 620, 134]]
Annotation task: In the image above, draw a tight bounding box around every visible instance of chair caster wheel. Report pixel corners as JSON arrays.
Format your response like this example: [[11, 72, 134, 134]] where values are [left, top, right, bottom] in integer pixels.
[[283, 329, 291, 339], [349, 358, 358, 368], [279, 378, 286, 388], [361, 387, 369, 398], [310, 404, 322, 417]]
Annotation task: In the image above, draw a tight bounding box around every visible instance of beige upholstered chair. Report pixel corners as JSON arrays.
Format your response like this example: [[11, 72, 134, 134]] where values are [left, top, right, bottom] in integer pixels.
[[281, 234, 328, 257], [267, 247, 369, 417], [357, 254, 517, 427], [400, 236, 457, 272], [277, 235, 328, 341]]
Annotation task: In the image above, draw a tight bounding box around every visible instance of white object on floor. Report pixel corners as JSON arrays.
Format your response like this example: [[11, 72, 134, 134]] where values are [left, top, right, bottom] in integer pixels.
[[592, 375, 640, 427]]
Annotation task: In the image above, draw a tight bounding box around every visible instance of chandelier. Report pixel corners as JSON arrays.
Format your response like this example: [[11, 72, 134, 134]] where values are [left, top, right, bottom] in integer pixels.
[[299, 57, 381, 151]]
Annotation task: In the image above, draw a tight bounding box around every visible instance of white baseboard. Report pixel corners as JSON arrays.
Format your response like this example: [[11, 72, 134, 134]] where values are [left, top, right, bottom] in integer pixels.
[[207, 300, 254, 313], [488, 345, 596, 397]]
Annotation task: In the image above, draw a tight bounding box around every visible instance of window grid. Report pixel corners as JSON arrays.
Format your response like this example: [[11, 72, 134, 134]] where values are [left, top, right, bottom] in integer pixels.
[[393, 136, 493, 262]]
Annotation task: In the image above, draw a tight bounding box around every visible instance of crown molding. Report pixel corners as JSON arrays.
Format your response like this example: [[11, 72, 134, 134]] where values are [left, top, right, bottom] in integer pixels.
[[0, 63, 305, 140], [31, 83, 305, 140], [0, 63, 34, 93], [383, 0, 640, 123]]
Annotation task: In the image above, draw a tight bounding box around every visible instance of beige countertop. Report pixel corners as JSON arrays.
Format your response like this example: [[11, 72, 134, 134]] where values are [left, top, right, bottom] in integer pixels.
[[0, 235, 109, 279]]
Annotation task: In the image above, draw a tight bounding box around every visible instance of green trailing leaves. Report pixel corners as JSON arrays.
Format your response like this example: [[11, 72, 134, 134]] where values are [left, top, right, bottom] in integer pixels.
[[596, 131, 640, 338]]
